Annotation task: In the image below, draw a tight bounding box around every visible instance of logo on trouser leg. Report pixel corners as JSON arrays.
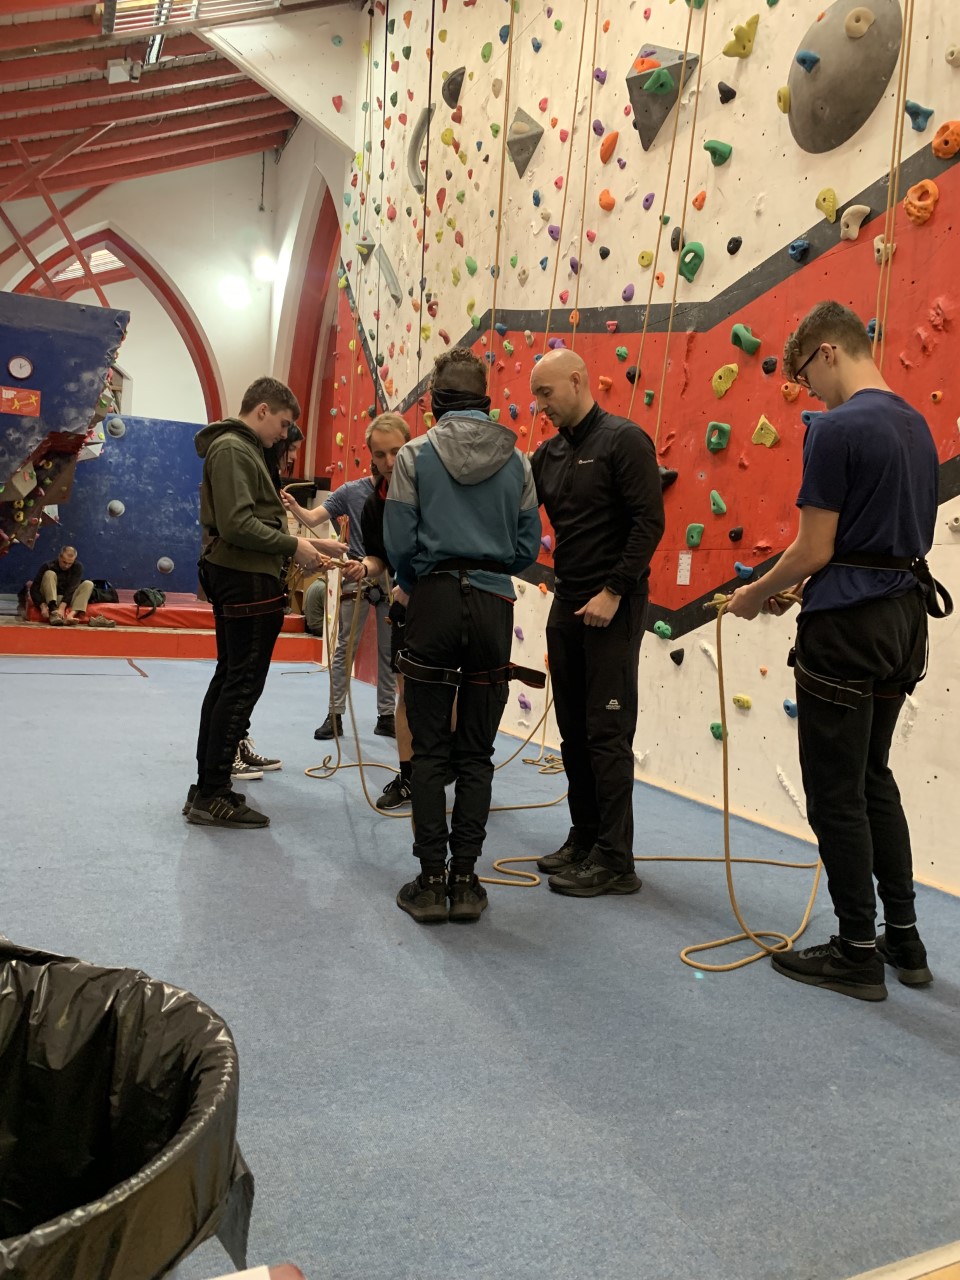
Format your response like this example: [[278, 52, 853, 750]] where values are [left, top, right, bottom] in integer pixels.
[[605, 698, 621, 711]]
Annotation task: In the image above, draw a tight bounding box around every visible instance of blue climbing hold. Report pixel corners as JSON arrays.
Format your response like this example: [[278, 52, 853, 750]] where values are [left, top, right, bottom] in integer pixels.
[[509, 403, 519, 419], [734, 562, 754, 580], [795, 49, 820, 73], [904, 100, 934, 132], [532, 36, 542, 52], [533, 189, 542, 207], [495, 322, 508, 336], [783, 699, 799, 719], [801, 409, 824, 428], [500, 25, 510, 43], [484, 352, 496, 365], [540, 256, 549, 270], [788, 238, 811, 263], [866, 318, 883, 341]]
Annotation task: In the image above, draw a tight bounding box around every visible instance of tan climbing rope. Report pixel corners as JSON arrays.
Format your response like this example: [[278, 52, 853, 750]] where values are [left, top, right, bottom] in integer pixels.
[[873, 0, 916, 372], [487, 0, 517, 358], [568, 0, 604, 352]]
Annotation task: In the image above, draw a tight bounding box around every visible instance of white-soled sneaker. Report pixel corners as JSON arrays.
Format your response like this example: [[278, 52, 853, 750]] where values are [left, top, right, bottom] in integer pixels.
[[231, 751, 263, 781], [239, 736, 282, 771]]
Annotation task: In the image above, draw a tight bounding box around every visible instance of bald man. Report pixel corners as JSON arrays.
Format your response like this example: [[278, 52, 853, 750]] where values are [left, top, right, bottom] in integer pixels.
[[530, 349, 665, 898]]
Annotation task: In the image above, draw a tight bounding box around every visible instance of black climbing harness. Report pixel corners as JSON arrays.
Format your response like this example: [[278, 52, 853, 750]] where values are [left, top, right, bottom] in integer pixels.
[[396, 653, 547, 690], [828, 552, 953, 620]]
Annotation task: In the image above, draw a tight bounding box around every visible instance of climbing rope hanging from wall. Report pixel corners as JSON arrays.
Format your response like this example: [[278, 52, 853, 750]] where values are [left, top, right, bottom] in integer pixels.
[[568, 0, 603, 353]]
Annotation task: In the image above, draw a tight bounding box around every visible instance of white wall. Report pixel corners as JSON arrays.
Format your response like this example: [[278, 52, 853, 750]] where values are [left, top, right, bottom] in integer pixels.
[[0, 153, 279, 416], [68, 277, 206, 424]]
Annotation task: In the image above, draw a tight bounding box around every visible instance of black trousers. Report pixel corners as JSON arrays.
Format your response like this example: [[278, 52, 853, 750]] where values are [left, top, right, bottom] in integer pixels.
[[195, 562, 285, 794], [546, 595, 647, 874], [794, 589, 927, 942], [403, 575, 513, 868]]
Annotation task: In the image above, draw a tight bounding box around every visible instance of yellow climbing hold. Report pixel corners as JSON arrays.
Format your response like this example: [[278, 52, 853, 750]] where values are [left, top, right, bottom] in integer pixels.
[[723, 13, 759, 58], [752, 415, 780, 447], [336, 432, 345, 446], [777, 86, 791, 113], [711, 363, 739, 398], [348, 339, 356, 351], [638, 250, 654, 268], [452, 267, 461, 285], [816, 187, 838, 223], [441, 127, 455, 147], [732, 694, 753, 710], [466, 298, 476, 315], [421, 325, 432, 341]]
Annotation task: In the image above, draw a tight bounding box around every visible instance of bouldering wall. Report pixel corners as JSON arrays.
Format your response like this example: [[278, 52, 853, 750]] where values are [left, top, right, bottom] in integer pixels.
[[311, 0, 960, 888], [0, 415, 203, 597]]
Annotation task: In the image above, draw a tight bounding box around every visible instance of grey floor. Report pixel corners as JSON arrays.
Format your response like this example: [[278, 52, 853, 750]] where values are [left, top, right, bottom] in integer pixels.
[[3, 655, 959, 1280]]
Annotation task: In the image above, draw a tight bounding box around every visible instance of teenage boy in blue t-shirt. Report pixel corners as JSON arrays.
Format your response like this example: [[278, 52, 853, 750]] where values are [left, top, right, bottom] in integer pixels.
[[727, 301, 940, 1002]]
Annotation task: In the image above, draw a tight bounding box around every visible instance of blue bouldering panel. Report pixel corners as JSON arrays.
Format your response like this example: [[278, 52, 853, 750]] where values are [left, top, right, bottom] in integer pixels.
[[0, 415, 204, 596], [0, 292, 128, 553]]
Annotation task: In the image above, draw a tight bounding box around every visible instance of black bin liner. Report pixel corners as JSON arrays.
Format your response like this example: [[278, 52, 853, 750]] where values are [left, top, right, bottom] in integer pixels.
[[0, 941, 254, 1280]]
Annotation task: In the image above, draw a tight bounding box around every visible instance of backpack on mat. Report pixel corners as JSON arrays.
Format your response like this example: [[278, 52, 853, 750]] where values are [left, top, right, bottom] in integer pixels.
[[134, 588, 166, 620]]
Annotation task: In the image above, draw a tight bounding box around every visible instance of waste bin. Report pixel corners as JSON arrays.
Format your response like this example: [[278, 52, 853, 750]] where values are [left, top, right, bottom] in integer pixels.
[[0, 940, 254, 1280]]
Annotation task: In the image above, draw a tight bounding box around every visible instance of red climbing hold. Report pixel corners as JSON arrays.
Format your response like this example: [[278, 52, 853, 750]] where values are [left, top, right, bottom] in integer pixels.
[[332, 95, 343, 113]]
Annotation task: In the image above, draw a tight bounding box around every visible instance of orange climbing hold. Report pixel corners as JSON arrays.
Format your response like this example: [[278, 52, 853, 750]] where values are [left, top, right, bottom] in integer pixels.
[[904, 179, 939, 225], [600, 131, 620, 164], [634, 56, 661, 72], [932, 121, 960, 160], [538, 583, 548, 594], [656, 272, 665, 287], [931, 390, 944, 403], [598, 375, 614, 391], [569, 309, 581, 326], [599, 189, 617, 212], [692, 189, 706, 211], [781, 381, 801, 403]]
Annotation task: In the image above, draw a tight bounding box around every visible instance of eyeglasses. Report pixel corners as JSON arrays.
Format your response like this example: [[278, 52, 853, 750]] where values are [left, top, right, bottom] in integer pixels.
[[794, 343, 836, 388]]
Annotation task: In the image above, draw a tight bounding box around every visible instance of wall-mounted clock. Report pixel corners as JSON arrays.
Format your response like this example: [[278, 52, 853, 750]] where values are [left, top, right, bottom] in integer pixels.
[[8, 357, 33, 380]]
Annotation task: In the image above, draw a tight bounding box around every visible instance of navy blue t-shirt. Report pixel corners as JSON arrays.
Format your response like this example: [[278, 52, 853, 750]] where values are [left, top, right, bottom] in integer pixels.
[[796, 389, 938, 613]]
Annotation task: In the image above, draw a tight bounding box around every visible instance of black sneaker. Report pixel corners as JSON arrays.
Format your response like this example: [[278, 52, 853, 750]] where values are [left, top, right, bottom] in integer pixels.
[[771, 937, 887, 1002], [396, 872, 449, 923], [448, 873, 488, 922], [536, 840, 591, 874], [187, 790, 269, 829], [548, 858, 642, 898], [239, 736, 282, 771], [877, 931, 933, 986], [374, 713, 396, 737], [314, 714, 343, 740], [183, 784, 245, 815], [376, 773, 413, 810]]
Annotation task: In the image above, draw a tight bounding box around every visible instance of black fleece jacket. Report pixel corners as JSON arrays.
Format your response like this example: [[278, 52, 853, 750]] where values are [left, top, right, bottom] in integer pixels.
[[531, 404, 665, 602]]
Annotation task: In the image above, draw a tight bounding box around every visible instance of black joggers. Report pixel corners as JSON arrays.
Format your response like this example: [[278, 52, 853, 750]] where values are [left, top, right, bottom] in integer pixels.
[[794, 589, 928, 943], [403, 574, 513, 870], [546, 594, 647, 874], [195, 562, 285, 795]]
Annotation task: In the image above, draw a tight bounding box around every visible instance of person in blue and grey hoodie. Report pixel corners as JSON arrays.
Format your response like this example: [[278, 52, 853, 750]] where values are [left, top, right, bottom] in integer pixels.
[[384, 347, 542, 925]]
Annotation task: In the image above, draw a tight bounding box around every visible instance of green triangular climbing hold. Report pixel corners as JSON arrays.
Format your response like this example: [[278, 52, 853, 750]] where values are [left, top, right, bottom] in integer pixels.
[[731, 323, 762, 354], [710, 490, 727, 516], [643, 67, 677, 95]]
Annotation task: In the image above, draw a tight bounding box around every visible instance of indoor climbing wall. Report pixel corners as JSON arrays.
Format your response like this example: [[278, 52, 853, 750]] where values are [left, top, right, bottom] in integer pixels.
[[318, 0, 960, 887], [0, 292, 129, 563]]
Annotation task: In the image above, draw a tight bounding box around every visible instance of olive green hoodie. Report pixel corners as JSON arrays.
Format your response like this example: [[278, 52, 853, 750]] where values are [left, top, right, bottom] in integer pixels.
[[196, 418, 298, 577]]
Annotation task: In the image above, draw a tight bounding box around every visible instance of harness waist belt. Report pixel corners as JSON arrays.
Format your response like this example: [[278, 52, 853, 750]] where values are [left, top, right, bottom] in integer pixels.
[[222, 595, 285, 619], [397, 654, 546, 689], [829, 552, 953, 620], [431, 558, 511, 575]]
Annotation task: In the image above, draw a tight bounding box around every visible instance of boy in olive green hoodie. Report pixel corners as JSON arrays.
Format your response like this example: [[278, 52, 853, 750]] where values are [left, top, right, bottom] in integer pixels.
[[187, 377, 324, 829]]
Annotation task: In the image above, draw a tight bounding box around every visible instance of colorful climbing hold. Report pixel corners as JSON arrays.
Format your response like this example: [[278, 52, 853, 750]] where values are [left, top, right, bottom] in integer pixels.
[[783, 699, 799, 719], [710, 723, 726, 741], [776, 86, 791, 114], [723, 13, 759, 58], [678, 243, 705, 283], [704, 140, 733, 166], [904, 179, 939, 225], [732, 694, 752, 710], [734, 562, 754, 580], [788, 239, 811, 263], [731, 323, 762, 354], [599, 189, 617, 212], [481, 41, 493, 62], [712, 363, 739, 398], [622, 284, 636, 303], [905, 101, 934, 132], [710, 490, 727, 516], [752, 415, 780, 447], [816, 187, 838, 223], [781, 381, 801, 403], [686, 523, 705, 548], [706, 422, 732, 452], [600, 132, 620, 164], [795, 49, 820, 73], [932, 121, 960, 159], [654, 621, 673, 639]]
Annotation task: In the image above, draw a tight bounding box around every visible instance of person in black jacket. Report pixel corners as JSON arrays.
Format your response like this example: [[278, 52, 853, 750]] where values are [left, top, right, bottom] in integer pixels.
[[29, 546, 95, 625], [530, 348, 665, 898]]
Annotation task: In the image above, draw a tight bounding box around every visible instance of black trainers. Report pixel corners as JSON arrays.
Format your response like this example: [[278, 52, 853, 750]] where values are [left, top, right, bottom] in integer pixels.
[[187, 790, 269, 829], [771, 937, 887, 1002], [448, 873, 488, 922], [536, 840, 591, 874], [877, 931, 933, 986], [314, 714, 343, 740], [548, 858, 642, 898], [239, 736, 282, 771], [374, 713, 396, 737], [396, 872, 449, 923], [183, 785, 245, 815], [376, 773, 413, 810]]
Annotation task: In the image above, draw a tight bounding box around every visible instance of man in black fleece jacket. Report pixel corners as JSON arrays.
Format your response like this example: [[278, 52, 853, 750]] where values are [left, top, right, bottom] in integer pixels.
[[531, 349, 665, 897]]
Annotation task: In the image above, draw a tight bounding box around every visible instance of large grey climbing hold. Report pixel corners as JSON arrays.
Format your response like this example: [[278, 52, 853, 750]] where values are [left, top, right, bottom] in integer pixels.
[[407, 103, 437, 194], [506, 107, 545, 178], [443, 67, 466, 108], [374, 245, 403, 305], [105, 415, 125, 438], [107, 499, 125, 517], [626, 45, 700, 151], [157, 557, 174, 574], [840, 202, 871, 240], [787, 0, 902, 154]]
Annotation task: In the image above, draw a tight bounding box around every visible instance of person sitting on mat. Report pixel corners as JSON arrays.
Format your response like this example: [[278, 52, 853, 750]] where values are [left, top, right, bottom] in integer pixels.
[[30, 546, 95, 626]]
